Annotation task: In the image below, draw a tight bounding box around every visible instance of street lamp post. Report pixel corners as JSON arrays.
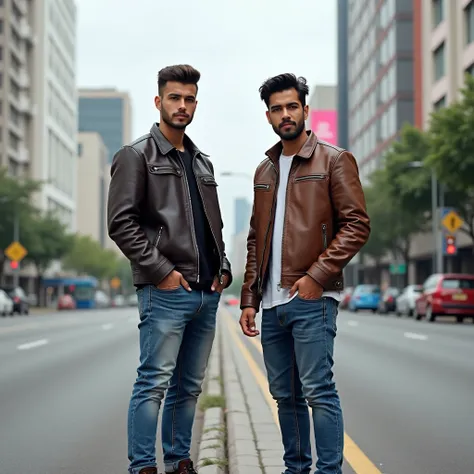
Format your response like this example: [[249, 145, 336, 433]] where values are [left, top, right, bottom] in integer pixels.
[[408, 161, 442, 274]]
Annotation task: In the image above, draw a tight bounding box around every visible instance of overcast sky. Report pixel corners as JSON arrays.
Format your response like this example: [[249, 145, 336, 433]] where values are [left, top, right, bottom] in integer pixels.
[[76, 0, 337, 253]]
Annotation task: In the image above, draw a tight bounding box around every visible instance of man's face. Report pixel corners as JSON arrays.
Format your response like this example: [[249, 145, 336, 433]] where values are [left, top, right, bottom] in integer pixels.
[[155, 81, 198, 130], [266, 88, 308, 140]]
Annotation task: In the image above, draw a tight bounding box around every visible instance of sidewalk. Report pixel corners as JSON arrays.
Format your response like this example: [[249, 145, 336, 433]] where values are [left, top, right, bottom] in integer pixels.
[[220, 307, 284, 474]]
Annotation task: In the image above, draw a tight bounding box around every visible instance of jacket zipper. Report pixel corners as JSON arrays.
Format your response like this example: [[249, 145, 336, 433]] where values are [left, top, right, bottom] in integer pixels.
[[322, 223, 328, 250], [295, 174, 326, 182], [254, 184, 270, 189], [193, 152, 224, 283], [257, 163, 278, 295], [177, 151, 200, 282], [153, 226, 163, 247]]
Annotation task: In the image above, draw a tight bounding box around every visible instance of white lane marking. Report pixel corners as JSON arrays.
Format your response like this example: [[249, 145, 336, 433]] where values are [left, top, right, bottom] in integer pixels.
[[17, 339, 49, 351], [347, 320, 359, 327], [404, 332, 428, 341], [102, 323, 114, 331]]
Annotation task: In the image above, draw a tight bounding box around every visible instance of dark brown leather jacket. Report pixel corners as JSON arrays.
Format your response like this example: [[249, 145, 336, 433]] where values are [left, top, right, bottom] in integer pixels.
[[240, 131, 370, 311], [107, 123, 232, 287]]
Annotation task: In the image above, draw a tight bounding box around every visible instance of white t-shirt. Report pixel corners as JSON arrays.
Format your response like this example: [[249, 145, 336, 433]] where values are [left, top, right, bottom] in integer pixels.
[[262, 153, 341, 310]]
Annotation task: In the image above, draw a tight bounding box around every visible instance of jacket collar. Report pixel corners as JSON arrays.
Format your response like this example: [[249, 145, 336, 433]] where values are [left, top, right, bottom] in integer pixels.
[[150, 122, 209, 157], [265, 130, 318, 163]]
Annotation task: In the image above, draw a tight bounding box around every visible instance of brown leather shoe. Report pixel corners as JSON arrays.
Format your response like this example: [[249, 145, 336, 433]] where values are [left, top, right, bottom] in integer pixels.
[[169, 459, 197, 474], [138, 468, 158, 474]]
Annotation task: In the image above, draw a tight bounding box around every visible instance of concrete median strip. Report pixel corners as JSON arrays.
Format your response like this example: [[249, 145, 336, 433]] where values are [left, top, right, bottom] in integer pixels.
[[196, 322, 227, 474]]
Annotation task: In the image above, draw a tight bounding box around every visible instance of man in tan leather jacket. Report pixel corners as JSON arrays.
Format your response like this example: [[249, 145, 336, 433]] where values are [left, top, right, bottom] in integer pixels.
[[239, 73, 370, 474]]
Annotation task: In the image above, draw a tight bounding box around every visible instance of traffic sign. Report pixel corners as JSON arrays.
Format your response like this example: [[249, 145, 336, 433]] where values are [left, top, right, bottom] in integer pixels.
[[4, 241, 28, 262], [441, 210, 463, 234], [110, 277, 121, 289], [389, 263, 406, 275]]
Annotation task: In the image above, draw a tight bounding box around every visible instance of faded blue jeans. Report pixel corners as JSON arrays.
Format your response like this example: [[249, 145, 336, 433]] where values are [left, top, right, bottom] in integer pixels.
[[261, 296, 343, 474], [128, 285, 220, 474]]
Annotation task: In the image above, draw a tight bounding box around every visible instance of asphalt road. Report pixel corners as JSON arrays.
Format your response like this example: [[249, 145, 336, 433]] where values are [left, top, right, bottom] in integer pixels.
[[0, 308, 202, 474], [2, 305, 473, 474], [225, 304, 474, 474]]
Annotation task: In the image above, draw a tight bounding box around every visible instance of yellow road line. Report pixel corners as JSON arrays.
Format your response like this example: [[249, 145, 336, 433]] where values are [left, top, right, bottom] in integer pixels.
[[223, 310, 382, 474]]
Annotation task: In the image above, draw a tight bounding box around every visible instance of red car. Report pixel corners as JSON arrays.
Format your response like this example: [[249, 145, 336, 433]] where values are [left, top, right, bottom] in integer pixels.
[[414, 273, 474, 323]]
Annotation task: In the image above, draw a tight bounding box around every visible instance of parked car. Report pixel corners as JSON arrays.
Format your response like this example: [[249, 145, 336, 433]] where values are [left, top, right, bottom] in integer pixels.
[[348, 284, 381, 312], [414, 273, 474, 323], [57, 294, 76, 310], [395, 284, 423, 317], [0, 286, 29, 315], [0, 289, 14, 316], [378, 287, 400, 314]]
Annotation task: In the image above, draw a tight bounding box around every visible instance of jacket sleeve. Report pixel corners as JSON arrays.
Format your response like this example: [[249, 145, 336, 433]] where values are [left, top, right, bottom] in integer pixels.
[[107, 145, 175, 284], [306, 151, 370, 288], [240, 201, 260, 311]]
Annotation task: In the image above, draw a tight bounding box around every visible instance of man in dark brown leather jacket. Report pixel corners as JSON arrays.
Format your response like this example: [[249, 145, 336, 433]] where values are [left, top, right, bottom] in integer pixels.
[[239, 74, 370, 474], [107, 64, 232, 474]]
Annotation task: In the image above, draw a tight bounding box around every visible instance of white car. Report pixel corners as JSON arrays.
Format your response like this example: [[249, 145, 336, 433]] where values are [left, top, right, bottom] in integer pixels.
[[0, 289, 14, 316], [395, 284, 423, 317]]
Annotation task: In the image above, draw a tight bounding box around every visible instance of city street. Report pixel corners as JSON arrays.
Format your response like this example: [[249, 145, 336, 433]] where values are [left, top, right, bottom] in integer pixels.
[[0, 308, 201, 474], [223, 304, 474, 474], [1, 304, 473, 473]]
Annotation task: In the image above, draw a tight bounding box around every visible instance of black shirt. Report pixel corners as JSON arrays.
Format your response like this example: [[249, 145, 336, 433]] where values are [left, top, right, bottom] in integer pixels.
[[179, 148, 219, 291]]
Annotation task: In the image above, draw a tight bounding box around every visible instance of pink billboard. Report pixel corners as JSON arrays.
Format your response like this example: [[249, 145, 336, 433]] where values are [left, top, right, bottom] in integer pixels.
[[310, 110, 338, 146]]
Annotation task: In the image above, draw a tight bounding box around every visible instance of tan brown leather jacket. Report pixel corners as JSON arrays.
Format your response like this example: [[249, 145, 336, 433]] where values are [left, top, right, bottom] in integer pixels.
[[240, 131, 370, 311]]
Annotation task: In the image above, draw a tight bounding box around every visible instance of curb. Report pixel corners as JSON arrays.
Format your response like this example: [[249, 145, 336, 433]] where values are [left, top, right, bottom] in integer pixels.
[[197, 320, 226, 474], [221, 316, 264, 474]]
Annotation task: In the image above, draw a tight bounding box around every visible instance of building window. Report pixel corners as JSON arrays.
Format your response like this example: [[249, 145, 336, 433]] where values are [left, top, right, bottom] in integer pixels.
[[433, 0, 444, 28], [434, 96, 446, 110], [433, 42, 445, 81], [466, 1, 474, 44]]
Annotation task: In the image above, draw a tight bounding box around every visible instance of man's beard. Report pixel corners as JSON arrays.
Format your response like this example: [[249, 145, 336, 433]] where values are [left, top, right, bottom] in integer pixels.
[[272, 119, 305, 141], [161, 108, 194, 130]]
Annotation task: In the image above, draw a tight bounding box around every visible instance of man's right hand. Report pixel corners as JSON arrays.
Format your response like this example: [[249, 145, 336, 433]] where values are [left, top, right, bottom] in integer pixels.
[[156, 270, 191, 292], [239, 307, 259, 337]]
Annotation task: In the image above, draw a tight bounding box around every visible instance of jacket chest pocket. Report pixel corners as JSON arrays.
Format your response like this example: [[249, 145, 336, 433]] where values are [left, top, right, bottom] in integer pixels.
[[294, 173, 328, 183], [148, 165, 183, 177]]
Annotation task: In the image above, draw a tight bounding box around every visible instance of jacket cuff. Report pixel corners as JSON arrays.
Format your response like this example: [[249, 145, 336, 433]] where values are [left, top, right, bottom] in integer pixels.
[[306, 263, 332, 288], [240, 292, 260, 312], [222, 258, 233, 288], [150, 258, 175, 285]]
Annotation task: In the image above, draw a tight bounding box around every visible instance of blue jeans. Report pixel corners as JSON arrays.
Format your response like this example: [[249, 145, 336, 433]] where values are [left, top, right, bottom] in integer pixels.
[[261, 296, 343, 474], [128, 285, 220, 474]]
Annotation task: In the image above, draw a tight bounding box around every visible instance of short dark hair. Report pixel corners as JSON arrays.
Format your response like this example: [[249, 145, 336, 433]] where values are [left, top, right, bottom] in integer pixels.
[[157, 64, 201, 96], [259, 73, 309, 108]]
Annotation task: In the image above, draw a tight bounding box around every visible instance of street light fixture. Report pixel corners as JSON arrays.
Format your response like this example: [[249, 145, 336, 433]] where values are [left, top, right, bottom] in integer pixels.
[[406, 161, 442, 274]]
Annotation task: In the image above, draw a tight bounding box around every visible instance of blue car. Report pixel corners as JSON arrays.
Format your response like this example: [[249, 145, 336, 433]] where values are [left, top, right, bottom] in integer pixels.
[[349, 284, 381, 312]]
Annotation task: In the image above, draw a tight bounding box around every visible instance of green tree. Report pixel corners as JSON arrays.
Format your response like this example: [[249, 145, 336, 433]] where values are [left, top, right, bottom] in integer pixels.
[[21, 212, 74, 299], [364, 125, 432, 286], [425, 73, 474, 243], [0, 168, 41, 283], [63, 234, 119, 280]]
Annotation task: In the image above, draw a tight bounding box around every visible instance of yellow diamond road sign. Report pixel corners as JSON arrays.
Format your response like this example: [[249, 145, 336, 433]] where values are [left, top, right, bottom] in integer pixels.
[[4, 241, 28, 262], [442, 211, 464, 234]]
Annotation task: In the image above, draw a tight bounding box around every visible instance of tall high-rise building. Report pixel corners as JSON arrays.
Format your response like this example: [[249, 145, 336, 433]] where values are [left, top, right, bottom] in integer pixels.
[[77, 132, 108, 246], [0, 0, 79, 231], [346, 0, 415, 186], [78, 88, 132, 164], [337, 0, 349, 149]]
